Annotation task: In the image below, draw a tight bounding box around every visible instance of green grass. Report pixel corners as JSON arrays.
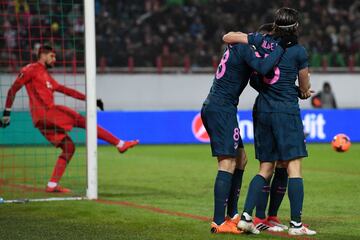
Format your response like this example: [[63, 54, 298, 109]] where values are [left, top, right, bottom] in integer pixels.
[[1, 144, 360, 239]]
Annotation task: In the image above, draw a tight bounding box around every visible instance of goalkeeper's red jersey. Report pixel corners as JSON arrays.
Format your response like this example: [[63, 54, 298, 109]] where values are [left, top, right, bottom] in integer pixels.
[[5, 62, 85, 125]]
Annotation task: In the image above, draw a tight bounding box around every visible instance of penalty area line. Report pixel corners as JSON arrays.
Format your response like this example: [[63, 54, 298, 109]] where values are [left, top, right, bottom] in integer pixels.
[[96, 199, 210, 222], [96, 199, 316, 240]]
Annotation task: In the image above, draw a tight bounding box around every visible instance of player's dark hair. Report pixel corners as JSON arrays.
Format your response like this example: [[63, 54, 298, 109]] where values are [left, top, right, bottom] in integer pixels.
[[37, 45, 55, 59], [257, 23, 274, 34], [273, 7, 299, 37]]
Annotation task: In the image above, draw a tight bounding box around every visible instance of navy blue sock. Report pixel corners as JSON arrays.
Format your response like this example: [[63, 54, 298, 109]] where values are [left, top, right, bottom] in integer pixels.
[[242, 174, 267, 217], [255, 180, 270, 219], [213, 170, 233, 225], [227, 169, 244, 218], [288, 178, 304, 223], [268, 168, 288, 216]]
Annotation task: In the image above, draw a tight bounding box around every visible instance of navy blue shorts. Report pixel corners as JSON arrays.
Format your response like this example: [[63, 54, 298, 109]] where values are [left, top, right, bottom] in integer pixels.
[[253, 111, 307, 162], [201, 103, 244, 157]]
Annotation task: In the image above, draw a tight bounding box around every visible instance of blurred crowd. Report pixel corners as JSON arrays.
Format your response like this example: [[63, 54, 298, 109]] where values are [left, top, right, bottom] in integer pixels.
[[2, 0, 360, 70], [95, 0, 360, 68], [0, 0, 84, 71]]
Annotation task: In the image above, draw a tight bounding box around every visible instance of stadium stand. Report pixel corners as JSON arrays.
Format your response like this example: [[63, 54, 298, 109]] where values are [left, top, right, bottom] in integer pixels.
[[95, 0, 360, 69], [2, 0, 360, 70]]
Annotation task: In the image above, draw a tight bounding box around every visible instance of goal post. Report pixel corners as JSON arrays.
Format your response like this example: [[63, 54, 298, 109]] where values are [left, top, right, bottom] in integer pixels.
[[84, 0, 98, 200]]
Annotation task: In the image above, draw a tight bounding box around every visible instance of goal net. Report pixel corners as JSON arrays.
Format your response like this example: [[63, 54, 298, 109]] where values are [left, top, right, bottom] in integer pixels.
[[0, 0, 97, 202]]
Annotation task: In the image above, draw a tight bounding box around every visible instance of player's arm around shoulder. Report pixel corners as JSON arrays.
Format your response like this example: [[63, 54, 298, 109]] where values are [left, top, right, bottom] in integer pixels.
[[222, 31, 248, 44], [223, 31, 266, 50], [242, 44, 284, 76]]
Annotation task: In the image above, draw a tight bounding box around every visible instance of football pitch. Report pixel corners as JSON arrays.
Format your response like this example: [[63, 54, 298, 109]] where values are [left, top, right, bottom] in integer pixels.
[[0, 144, 359, 240]]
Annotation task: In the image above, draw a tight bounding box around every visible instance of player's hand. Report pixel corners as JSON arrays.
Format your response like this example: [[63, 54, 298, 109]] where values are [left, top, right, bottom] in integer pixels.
[[97, 99, 104, 111], [298, 89, 314, 100], [2, 109, 11, 128], [249, 73, 263, 92], [278, 35, 298, 49], [264, 69, 275, 79]]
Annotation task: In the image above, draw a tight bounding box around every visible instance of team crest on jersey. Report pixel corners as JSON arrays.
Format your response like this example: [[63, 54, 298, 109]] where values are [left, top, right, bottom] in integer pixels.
[[46, 80, 53, 89]]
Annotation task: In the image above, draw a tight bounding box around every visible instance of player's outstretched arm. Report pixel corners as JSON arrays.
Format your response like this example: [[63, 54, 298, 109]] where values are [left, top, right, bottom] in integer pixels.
[[5, 73, 30, 108], [2, 71, 31, 128], [56, 84, 105, 110], [223, 32, 248, 44], [56, 84, 86, 101]]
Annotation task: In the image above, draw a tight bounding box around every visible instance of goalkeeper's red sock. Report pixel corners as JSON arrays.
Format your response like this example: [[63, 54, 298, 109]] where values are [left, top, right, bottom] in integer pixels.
[[49, 157, 67, 185], [74, 116, 120, 146], [97, 125, 120, 146], [48, 137, 75, 187]]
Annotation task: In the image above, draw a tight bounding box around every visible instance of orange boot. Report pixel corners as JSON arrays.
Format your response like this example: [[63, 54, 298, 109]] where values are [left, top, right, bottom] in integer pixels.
[[210, 221, 243, 234]]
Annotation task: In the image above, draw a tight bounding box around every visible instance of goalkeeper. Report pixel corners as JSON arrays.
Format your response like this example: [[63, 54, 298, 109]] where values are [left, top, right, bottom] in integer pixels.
[[1, 45, 139, 193]]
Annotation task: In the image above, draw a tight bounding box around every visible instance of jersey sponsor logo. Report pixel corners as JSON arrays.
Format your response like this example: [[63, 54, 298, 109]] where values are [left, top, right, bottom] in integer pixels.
[[192, 113, 210, 142]]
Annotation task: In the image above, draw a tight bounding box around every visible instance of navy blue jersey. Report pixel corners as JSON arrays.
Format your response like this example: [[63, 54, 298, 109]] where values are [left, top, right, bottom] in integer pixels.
[[248, 32, 309, 113], [207, 43, 284, 108]]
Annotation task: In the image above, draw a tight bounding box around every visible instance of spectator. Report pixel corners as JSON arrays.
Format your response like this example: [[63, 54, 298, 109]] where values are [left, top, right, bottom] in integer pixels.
[[311, 82, 338, 109]]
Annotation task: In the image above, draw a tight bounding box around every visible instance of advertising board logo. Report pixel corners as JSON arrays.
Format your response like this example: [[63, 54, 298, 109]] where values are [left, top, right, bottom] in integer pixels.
[[302, 113, 326, 139], [192, 113, 210, 142]]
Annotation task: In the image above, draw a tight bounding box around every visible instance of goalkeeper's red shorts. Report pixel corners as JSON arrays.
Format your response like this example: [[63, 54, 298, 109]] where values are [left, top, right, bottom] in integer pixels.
[[35, 105, 83, 147]]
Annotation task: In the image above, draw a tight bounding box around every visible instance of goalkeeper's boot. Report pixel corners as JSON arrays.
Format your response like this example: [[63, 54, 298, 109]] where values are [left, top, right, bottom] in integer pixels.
[[253, 217, 283, 232], [225, 213, 240, 227], [118, 140, 139, 153], [267, 216, 289, 230], [288, 221, 316, 235], [46, 185, 71, 193], [210, 221, 242, 234]]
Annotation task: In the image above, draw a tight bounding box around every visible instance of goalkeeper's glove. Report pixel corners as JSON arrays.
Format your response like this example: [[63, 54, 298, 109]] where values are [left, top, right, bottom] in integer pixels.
[[278, 34, 298, 49], [97, 99, 104, 111], [2, 109, 11, 128]]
